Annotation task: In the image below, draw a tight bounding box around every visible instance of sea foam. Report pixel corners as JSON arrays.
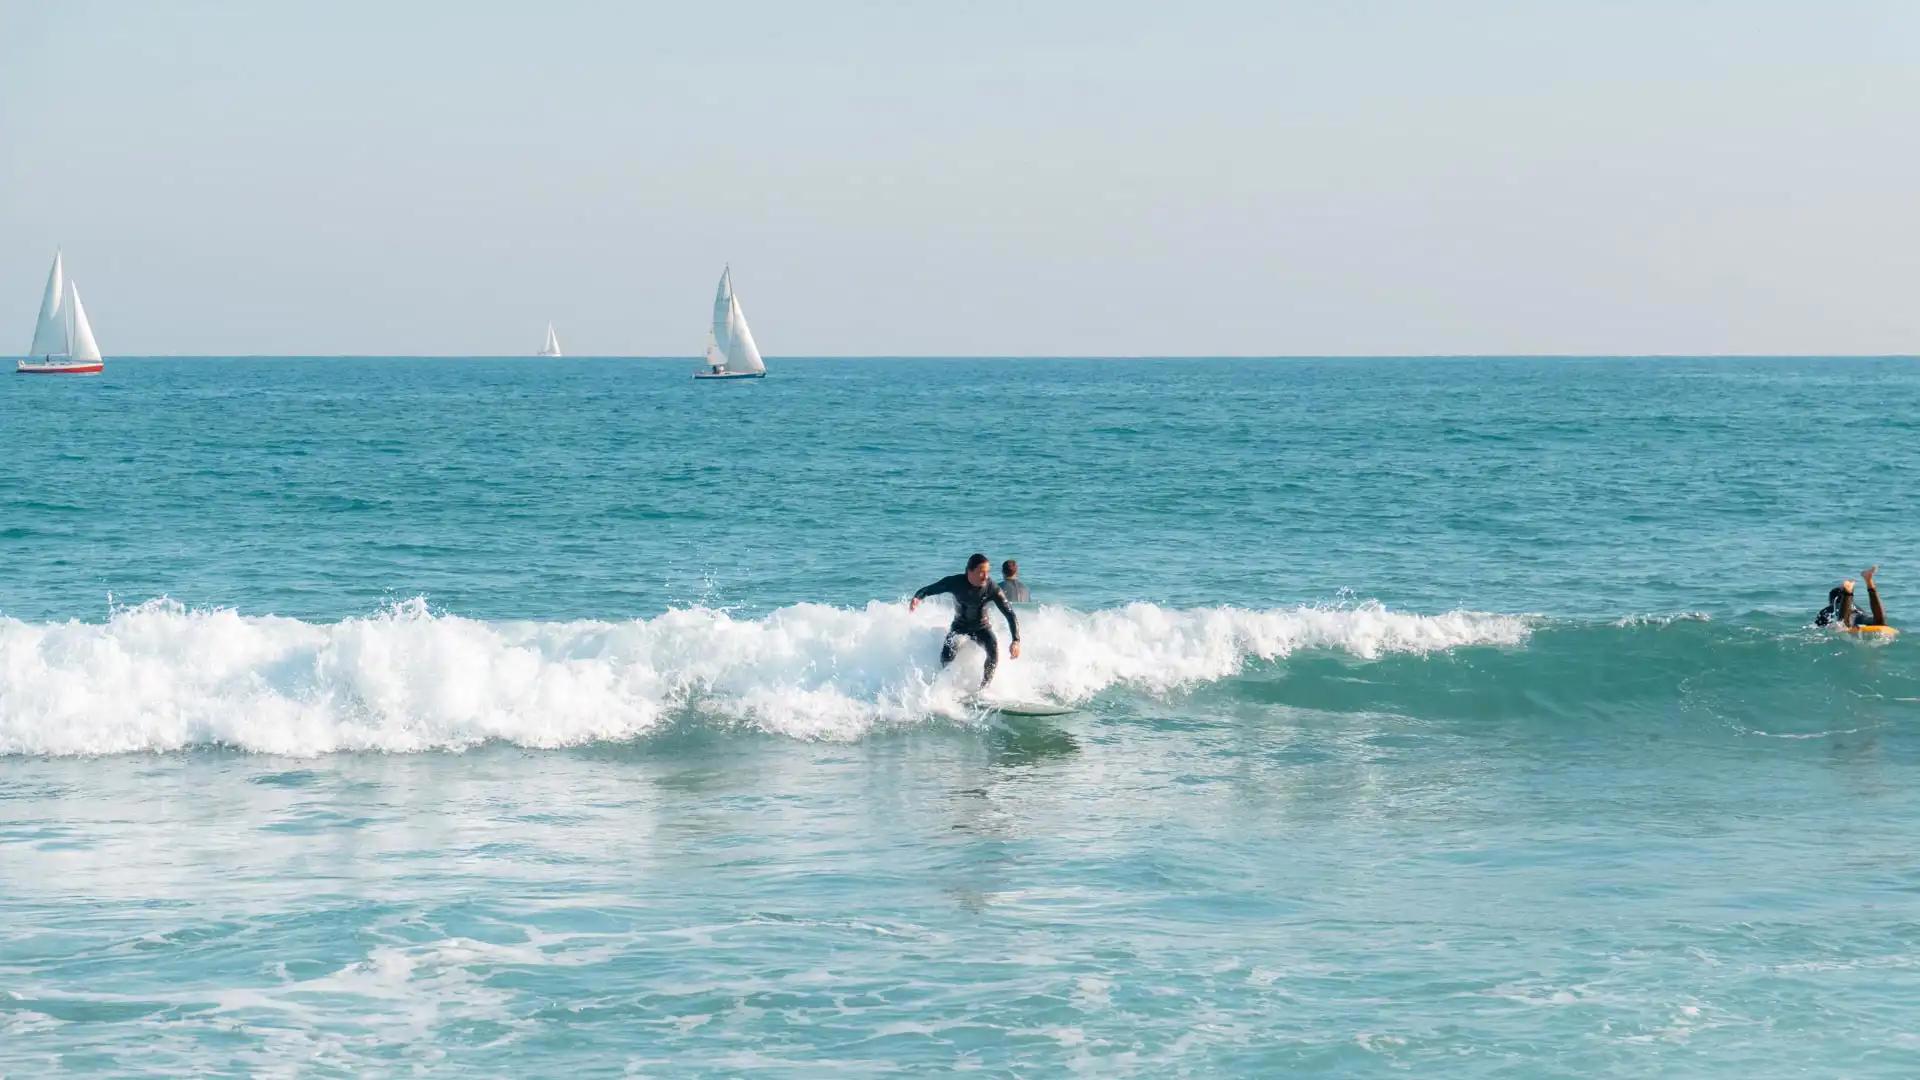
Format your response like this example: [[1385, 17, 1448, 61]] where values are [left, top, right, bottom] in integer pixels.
[[0, 598, 1528, 756]]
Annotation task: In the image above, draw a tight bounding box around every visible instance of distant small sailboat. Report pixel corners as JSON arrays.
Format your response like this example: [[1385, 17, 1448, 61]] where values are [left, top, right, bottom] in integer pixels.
[[694, 266, 767, 380], [17, 251, 104, 375], [537, 322, 562, 357]]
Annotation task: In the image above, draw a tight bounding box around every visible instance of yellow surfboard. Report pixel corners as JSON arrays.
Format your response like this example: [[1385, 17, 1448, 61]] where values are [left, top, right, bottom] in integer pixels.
[[1848, 624, 1899, 636]]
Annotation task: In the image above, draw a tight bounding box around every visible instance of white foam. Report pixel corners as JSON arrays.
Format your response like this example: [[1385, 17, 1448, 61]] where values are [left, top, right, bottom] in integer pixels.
[[0, 597, 1528, 756]]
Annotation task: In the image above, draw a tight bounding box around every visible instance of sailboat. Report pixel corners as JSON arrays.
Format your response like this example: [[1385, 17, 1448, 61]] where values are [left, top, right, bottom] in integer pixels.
[[537, 322, 562, 357], [17, 251, 104, 375], [694, 266, 767, 380]]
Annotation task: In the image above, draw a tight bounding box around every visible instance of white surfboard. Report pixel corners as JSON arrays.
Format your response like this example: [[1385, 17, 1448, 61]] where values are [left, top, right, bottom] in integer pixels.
[[971, 699, 1078, 717]]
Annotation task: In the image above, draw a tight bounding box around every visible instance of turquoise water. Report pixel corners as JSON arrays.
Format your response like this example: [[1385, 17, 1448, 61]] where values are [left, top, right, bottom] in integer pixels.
[[3, 357, 1919, 1075]]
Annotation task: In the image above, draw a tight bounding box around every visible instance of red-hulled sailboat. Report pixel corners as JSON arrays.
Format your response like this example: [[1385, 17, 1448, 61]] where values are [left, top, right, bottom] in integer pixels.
[[17, 251, 104, 375]]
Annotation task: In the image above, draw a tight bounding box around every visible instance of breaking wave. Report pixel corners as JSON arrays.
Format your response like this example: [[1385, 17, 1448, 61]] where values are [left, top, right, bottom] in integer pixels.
[[0, 598, 1528, 756]]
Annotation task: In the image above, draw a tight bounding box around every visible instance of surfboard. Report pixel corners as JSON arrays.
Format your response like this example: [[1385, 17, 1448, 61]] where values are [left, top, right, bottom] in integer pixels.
[[972, 700, 1078, 717], [1848, 624, 1899, 637]]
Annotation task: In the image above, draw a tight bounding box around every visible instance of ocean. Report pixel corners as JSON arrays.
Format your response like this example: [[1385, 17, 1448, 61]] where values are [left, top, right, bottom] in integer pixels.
[[3, 356, 1918, 1075]]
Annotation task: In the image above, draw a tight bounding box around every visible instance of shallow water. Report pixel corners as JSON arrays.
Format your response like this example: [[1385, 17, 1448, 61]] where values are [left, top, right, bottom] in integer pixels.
[[3, 357, 1918, 1075]]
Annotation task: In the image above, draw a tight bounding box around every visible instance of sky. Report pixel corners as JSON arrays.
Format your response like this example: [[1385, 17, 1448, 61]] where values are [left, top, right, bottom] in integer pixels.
[[1, 1, 1916, 356]]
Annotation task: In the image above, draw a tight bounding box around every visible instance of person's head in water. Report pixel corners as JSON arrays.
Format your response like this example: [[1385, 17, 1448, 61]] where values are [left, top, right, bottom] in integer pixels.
[[1817, 585, 1849, 626], [967, 553, 990, 587], [1002, 559, 1018, 581]]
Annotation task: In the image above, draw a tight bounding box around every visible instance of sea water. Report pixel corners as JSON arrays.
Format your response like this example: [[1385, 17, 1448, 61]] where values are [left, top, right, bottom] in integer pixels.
[[2, 356, 1918, 1075]]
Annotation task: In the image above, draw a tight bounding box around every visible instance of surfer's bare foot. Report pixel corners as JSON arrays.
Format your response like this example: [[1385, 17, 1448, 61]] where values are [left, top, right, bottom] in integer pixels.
[[1863, 566, 1878, 586], [1844, 579, 1856, 594]]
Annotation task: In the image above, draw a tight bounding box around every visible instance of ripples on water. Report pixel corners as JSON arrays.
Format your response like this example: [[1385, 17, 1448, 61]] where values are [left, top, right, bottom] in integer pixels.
[[3, 357, 1919, 1075]]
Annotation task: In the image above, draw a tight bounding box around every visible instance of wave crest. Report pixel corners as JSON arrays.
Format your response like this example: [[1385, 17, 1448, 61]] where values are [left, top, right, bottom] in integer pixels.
[[0, 598, 1528, 756]]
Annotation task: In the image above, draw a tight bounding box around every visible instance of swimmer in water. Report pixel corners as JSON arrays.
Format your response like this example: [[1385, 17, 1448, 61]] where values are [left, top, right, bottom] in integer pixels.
[[998, 559, 1030, 603], [910, 553, 1021, 685], [1816, 565, 1887, 629]]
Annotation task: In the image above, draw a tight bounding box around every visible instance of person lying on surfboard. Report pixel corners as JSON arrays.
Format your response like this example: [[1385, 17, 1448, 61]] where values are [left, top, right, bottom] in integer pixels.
[[910, 553, 1021, 686], [1816, 566, 1889, 630]]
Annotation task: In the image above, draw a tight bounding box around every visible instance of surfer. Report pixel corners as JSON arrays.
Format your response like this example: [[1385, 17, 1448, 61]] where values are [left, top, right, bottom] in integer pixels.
[[1816, 566, 1888, 629], [911, 553, 1021, 685], [999, 559, 1030, 602]]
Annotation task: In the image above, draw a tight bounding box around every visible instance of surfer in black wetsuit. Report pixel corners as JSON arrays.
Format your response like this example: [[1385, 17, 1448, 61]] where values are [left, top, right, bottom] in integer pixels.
[[1817, 565, 1888, 629], [910, 553, 1021, 685]]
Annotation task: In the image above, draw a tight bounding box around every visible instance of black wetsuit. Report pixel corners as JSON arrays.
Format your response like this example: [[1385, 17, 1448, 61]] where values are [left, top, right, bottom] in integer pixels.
[[1818, 584, 1887, 628], [915, 574, 1020, 684]]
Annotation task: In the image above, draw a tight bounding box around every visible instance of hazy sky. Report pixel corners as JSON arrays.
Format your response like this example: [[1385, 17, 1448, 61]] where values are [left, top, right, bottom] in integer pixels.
[[2, 1, 1916, 355]]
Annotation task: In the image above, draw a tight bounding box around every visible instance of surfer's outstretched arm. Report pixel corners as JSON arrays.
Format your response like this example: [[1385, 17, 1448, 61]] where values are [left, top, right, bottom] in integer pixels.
[[909, 575, 959, 612], [992, 586, 1021, 659]]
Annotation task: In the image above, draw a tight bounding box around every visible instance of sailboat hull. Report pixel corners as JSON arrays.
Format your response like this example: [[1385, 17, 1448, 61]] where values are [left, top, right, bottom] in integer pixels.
[[693, 371, 766, 380], [16, 360, 103, 375]]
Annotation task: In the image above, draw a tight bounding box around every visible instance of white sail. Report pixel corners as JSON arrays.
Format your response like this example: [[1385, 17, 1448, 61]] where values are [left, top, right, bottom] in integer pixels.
[[65, 283, 102, 364], [28, 251, 67, 358], [539, 323, 562, 357], [696, 265, 767, 376], [724, 293, 766, 374], [709, 267, 735, 359]]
